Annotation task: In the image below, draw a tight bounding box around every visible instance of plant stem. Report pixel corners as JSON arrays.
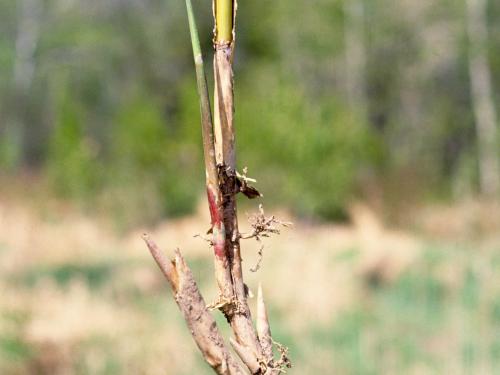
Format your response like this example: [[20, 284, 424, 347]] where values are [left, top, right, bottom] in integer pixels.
[[186, 0, 234, 303], [146, 1, 288, 373], [143, 236, 245, 375], [215, 0, 233, 43], [213, 0, 267, 368]]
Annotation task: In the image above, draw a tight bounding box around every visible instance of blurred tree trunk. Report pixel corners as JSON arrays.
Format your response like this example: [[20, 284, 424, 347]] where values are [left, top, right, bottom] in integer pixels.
[[344, 0, 367, 116], [466, 0, 500, 196], [6, 0, 41, 168]]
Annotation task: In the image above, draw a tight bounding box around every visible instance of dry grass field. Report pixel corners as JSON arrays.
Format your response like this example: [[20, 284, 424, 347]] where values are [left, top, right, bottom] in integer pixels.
[[1, 188, 500, 374]]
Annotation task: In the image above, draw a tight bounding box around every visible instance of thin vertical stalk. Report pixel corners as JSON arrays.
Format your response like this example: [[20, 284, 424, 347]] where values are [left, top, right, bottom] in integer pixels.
[[8, 0, 42, 166], [186, 0, 217, 188]]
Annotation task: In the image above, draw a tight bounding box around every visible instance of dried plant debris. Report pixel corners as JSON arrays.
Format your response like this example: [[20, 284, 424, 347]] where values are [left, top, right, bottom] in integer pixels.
[[240, 204, 292, 241], [217, 165, 262, 199], [206, 295, 232, 311], [236, 167, 262, 199], [193, 233, 214, 245], [250, 244, 264, 272], [195, 202, 291, 273], [240, 204, 292, 272], [273, 340, 292, 373]]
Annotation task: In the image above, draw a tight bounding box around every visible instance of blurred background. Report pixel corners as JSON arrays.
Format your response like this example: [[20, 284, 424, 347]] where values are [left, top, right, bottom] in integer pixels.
[[1, 0, 500, 373]]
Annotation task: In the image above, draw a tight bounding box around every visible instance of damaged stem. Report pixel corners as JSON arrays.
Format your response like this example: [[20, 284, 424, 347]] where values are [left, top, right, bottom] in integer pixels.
[[143, 1, 290, 374], [186, 0, 234, 306], [143, 235, 245, 375], [213, 0, 267, 369]]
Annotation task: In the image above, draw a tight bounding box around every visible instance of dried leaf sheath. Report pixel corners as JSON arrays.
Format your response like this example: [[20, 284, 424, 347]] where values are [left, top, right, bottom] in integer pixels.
[[213, 46, 236, 166]]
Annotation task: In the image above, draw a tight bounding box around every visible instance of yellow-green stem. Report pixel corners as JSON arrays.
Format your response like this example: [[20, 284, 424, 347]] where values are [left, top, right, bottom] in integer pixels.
[[215, 0, 233, 43]]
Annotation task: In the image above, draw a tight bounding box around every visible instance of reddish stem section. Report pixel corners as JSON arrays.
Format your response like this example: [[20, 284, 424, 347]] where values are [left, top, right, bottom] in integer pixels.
[[207, 187, 221, 226], [207, 186, 226, 259], [213, 230, 226, 258]]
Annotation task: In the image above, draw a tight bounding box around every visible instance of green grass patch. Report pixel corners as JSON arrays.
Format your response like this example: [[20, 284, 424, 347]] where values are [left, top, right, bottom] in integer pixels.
[[0, 336, 33, 363], [12, 261, 117, 289]]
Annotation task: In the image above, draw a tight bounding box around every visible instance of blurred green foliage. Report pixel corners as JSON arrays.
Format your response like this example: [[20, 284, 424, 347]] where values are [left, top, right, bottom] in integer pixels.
[[104, 89, 200, 226], [237, 68, 376, 219], [291, 245, 500, 374], [1, 0, 500, 223], [47, 92, 101, 199]]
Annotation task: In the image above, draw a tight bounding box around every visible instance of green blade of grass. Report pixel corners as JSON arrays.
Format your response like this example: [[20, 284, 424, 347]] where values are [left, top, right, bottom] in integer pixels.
[[184, 0, 217, 188]]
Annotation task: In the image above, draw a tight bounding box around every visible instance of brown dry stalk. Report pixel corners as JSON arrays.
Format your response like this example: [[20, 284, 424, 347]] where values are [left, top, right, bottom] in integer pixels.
[[143, 235, 245, 375], [212, 0, 267, 370], [142, 1, 290, 374]]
